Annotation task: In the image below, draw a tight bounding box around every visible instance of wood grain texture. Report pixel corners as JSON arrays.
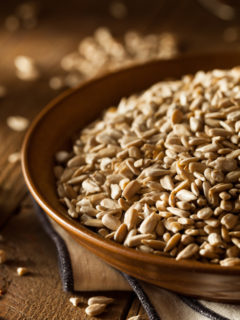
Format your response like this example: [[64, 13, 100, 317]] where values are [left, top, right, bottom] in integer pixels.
[[0, 203, 134, 320], [1, 0, 240, 318]]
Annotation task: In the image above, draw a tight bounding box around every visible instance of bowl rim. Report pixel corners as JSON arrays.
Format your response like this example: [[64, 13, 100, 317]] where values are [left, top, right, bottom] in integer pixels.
[[22, 52, 240, 275]]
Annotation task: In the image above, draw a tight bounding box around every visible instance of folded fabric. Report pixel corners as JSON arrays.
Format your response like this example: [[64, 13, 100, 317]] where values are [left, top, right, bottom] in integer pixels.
[[34, 202, 240, 320]]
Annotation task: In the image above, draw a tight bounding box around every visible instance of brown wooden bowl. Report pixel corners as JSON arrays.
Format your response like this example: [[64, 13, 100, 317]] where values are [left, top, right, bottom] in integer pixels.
[[22, 52, 240, 302]]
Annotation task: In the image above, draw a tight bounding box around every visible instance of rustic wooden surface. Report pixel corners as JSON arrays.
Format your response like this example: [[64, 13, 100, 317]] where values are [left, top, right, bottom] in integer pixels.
[[1, 0, 240, 319]]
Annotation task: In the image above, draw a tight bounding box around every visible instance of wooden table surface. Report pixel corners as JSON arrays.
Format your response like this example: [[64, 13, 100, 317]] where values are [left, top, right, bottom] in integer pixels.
[[1, 1, 240, 319]]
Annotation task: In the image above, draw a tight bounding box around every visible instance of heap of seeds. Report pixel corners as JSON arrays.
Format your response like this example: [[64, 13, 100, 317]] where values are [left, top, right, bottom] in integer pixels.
[[55, 67, 240, 266]]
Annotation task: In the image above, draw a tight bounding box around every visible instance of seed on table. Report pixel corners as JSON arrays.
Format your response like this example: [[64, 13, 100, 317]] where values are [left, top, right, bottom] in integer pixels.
[[88, 296, 114, 305], [0, 250, 6, 264], [17, 267, 29, 276], [8, 152, 21, 163], [6, 115, 29, 131], [127, 316, 143, 320], [69, 297, 81, 306], [14, 55, 40, 81], [85, 303, 106, 316]]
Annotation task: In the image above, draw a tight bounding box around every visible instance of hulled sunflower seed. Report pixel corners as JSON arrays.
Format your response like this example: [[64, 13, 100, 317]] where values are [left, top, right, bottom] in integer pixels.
[[114, 223, 128, 243], [88, 296, 114, 305], [102, 214, 121, 231], [7, 115, 29, 131], [176, 189, 197, 202], [69, 297, 81, 307], [17, 267, 29, 276], [85, 304, 106, 316], [220, 257, 240, 267], [176, 243, 199, 260], [122, 180, 141, 201]]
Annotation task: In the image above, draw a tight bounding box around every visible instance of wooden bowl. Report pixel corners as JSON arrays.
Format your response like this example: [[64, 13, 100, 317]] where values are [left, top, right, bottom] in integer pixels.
[[22, 52, 240, 302]]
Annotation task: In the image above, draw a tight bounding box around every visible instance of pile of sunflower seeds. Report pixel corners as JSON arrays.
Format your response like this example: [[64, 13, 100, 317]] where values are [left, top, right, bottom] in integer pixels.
[[49, 27, 178, 90], [55, 67, 240, 266]]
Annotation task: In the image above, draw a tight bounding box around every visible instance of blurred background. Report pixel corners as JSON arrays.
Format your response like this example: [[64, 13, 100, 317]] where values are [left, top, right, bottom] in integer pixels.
[[1, 1, 240, 318], [1, 0, 240, 116], [2, 0, 240, 98]]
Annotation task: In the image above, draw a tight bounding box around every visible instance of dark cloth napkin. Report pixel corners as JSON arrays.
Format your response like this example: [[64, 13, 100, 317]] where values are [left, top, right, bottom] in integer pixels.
[[34, 202, 240, 320]]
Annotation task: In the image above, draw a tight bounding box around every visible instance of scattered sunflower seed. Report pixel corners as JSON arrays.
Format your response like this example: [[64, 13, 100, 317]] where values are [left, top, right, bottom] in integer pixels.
[[14, 55, 40, 81], [8, 152, 21, 163], [6, 116, 29, 131], [85, 303, 106, 316], [17, 267, 29, 276], [69, 297, 81, 307], [88, 296, 114, 305]]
